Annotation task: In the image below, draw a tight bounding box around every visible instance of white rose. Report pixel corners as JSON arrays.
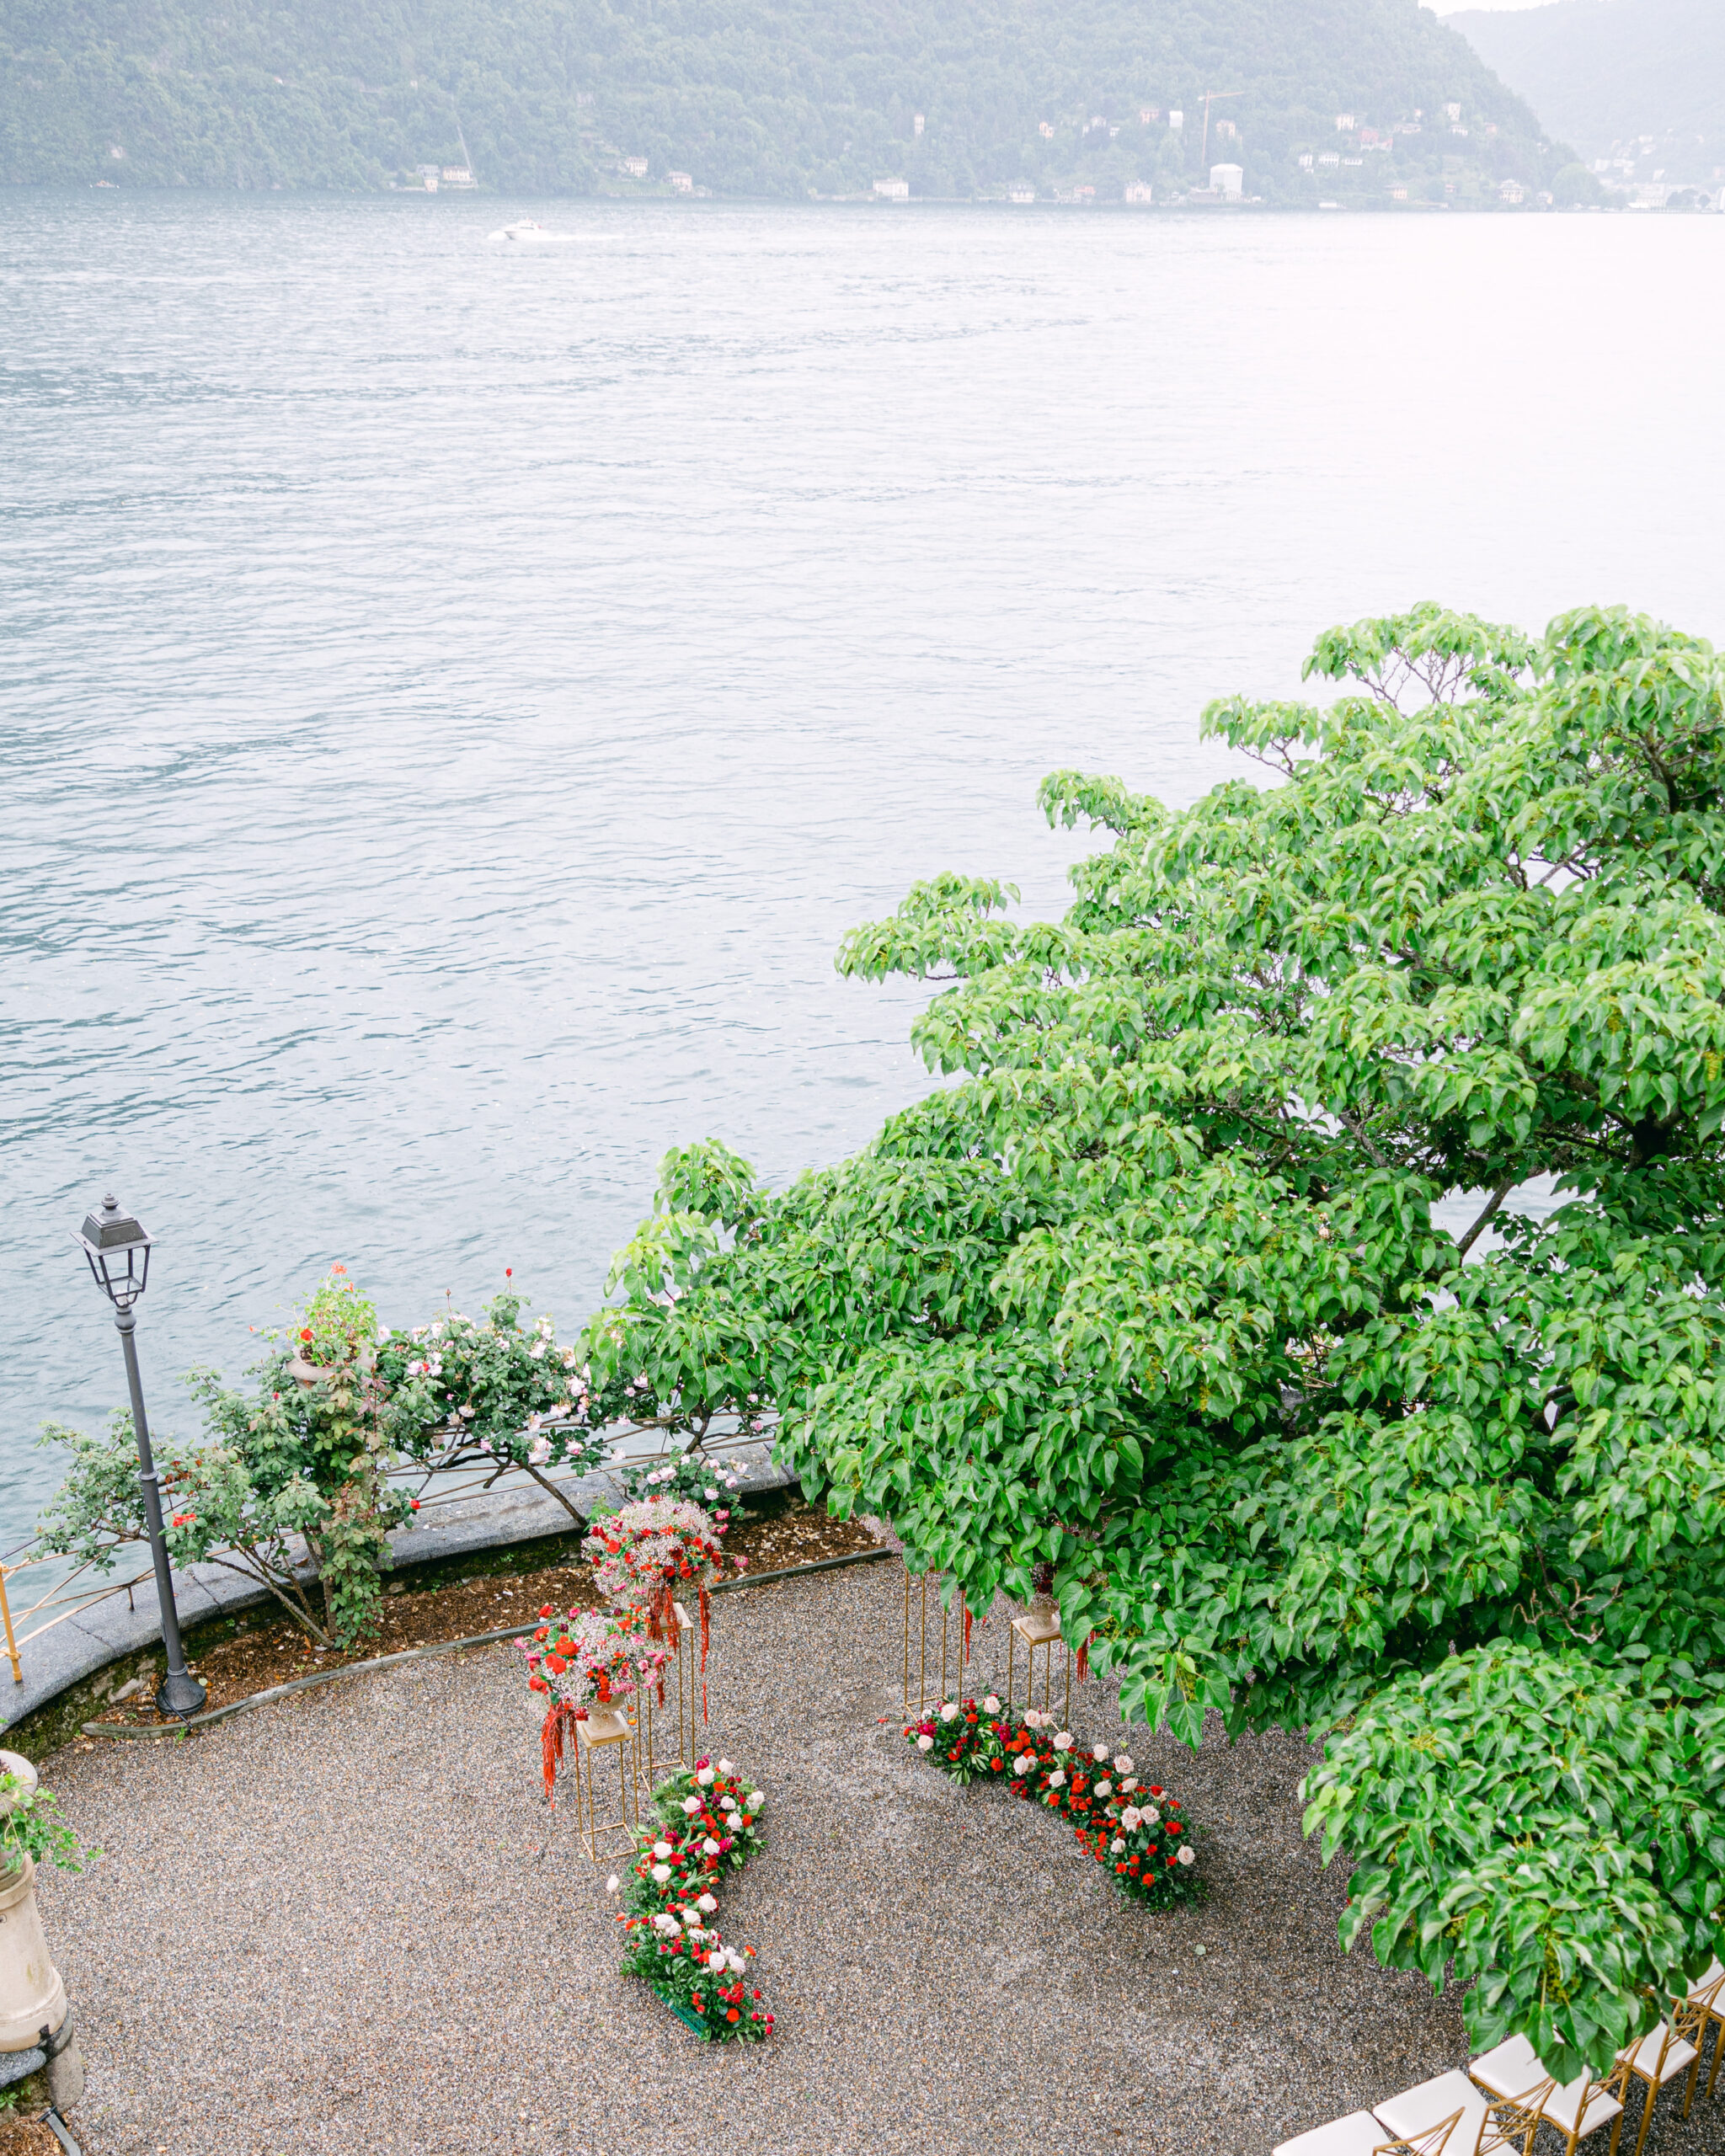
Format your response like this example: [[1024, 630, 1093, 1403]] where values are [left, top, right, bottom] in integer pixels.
[[682, 1796, 702, 1815], [702, 1837, 720, 1854], [605, 1876, 619, 1894], [1092, 1742, 1110, 1761], [1110, 1838, 1125, 1854], [983, 1695, 1001, 1714], [1121, 1806, 1142, 1830], [652, 1912, 679, 1932], [1178, 1844, 1196, 1865], [725, 1950, 746, 1973], [1023, 1709, 1044, 1729], [708, 1951, 726, 1971], [653, 1841, 672, 1860], [939, 1702, 959, 1721], [1095, 1780, 1112, 1799], [1119, 1777, 1138, 1793], [718, 1759, 734, 1775], [697, 1767, 715, 1785], [718, 1795, 737, 1812], [651, 1864, 671, 1883], [748, 1792, 765, 1810], [916, 1734, 934, 1751], [697, 1893, 718, 1913], [1012, 1756, 1032, 1775], [1114, 1754, 1135, 1774], [1049, 1769, 1066, 1788], [1054, 1731, 1073, 1753]]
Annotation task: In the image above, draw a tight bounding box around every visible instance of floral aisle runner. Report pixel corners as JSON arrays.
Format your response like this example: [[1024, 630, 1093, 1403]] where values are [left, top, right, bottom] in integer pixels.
[[905, 1697, 1203, 1909], [607, 1757, 774, 2041]]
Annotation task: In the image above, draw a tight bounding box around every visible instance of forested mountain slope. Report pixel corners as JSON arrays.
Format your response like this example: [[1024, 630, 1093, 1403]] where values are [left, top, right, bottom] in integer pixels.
[[1445, 0, 1722, 183], [1, 0, 1569, 201]]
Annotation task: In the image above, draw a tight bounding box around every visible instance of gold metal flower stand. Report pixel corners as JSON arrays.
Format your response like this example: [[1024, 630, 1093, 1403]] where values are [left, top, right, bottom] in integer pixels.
[[639, 1601, 697, 1785], [570, 1704, 642, 1862], [900, 1566, 976, 1718], [1006, 1602, 1072, 1726]]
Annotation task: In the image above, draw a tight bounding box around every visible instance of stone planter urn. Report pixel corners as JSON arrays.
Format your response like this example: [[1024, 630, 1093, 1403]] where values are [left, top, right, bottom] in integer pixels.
[[0, 1751, 83, 2113]]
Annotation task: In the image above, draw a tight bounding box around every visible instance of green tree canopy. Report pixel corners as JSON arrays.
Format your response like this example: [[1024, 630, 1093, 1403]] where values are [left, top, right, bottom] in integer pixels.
[[582, 601, 1725, 2079]]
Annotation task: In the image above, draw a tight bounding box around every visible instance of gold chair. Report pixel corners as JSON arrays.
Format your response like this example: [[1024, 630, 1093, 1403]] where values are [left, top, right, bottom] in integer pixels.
[[1469, 2036, 1630, 2156], [1273, 2107, 1462, 2155], [1375, 2069, 1550, 2156], [1686, 1961, 1725, 2100], [1618, 1993, 1708, 2156]]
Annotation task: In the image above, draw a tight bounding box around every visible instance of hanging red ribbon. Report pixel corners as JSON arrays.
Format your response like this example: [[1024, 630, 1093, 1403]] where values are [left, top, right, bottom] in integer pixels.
[[540, 1700, 585, 1804], [961, 1593, 972, 1665], [1076, 1630, 1094, 1684]]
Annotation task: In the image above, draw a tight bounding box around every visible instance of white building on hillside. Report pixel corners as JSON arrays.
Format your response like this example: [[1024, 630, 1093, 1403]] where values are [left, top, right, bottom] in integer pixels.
[[874, 177, 909, 200], [1210, 163, 1243, 197]]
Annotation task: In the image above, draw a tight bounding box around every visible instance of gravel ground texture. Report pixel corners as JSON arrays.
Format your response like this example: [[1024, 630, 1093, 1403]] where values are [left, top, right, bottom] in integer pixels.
[[31, 1560, 1725, 2156]]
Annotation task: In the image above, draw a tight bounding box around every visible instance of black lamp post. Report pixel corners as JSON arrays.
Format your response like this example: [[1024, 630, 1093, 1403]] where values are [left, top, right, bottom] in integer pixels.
[[72, 1194, 206, 1720]]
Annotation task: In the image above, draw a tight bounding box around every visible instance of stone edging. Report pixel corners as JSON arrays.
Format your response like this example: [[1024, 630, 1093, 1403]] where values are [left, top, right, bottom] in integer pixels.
[[82, 1546, 896, 1740]]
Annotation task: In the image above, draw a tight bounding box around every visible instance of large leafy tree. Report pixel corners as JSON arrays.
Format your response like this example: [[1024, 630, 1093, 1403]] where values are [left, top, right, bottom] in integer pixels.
[[582, 604, 1725, 2078]]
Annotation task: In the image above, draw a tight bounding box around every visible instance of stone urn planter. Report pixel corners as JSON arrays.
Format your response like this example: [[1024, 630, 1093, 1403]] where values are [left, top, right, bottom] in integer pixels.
[[0, 1751, 83, 2113]]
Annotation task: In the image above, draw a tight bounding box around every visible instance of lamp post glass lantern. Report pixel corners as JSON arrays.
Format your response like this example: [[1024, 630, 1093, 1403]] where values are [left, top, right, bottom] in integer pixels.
[[72, 1196, 206, 1719]]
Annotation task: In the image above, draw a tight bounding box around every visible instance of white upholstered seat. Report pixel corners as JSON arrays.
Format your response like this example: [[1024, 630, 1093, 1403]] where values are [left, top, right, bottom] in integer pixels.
[[1274, 2111, 1401, 2156], [1471, 2036, 1624, 2155]]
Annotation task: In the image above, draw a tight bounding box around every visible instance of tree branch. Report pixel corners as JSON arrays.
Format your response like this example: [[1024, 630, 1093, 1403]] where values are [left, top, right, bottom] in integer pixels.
[[1455, 1178, 1515, 1261]]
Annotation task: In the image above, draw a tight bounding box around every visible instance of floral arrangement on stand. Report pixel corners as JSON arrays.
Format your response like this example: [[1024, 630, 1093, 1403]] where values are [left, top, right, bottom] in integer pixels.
[[607, 1756, 774, 2041], [582, 1496, 745, 1716], [905, 1697, 1203, 1911], [521, 1604, 670, 1800]]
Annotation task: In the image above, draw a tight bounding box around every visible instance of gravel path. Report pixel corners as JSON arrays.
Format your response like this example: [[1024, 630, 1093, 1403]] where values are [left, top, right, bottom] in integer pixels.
[[32, 1561, 1725, 2156]]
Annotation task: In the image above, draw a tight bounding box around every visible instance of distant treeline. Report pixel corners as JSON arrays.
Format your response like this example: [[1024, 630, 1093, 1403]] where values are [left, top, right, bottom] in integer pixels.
[[1, 0, 1577, 203]]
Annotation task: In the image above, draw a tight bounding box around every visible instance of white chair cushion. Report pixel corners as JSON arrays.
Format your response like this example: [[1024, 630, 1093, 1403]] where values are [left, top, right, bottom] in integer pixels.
[[1619, 2021, 1699, 2085], [1689, 1960, 1725, 2002], [1472, 2036, 1621, 2140], [1536, 2075, 1623, 2139], [1468, 2036, 1545, 2100], [1375, 2070, 1488, 2148], [1274, 2111, 1395, 2156]]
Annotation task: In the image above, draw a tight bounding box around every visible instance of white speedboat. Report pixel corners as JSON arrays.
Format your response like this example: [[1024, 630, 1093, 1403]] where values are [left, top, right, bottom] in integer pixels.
[[495, 219, 548, 240]]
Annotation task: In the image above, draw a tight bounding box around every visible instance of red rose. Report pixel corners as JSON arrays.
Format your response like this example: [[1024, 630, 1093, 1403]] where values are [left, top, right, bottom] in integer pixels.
[[538, 1604, 553, 1619], [545, 1654, 567, 1675], [727, 2009, 740, 2023]]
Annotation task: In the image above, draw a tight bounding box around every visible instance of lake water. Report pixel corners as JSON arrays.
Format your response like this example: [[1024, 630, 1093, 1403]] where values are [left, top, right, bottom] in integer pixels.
[[3, 192, 1723, 1556]]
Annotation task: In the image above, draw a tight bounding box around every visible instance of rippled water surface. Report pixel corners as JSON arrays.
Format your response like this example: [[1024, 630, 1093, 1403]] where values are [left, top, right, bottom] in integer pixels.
[[3, 192, 1722, 1549]]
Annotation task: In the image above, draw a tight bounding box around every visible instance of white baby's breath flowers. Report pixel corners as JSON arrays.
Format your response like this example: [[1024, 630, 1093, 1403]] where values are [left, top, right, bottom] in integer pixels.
[[1178, 1845, 1196, 1866], [916, 1733, 934, 1751], [651, 1864, 671, 1883]]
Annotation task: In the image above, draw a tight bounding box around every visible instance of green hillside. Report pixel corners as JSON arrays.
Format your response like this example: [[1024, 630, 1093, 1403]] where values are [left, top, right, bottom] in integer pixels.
[[1, 0, 1573, 204], [1445, 0, 1724, 188]]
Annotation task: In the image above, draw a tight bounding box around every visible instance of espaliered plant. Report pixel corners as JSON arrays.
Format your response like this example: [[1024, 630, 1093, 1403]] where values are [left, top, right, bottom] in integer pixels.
[[578, 604, 1725, 2079]]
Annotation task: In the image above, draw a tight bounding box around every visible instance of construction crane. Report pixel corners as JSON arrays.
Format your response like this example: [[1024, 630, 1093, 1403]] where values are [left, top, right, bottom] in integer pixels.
[[1199, 89, 1242, 169]]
